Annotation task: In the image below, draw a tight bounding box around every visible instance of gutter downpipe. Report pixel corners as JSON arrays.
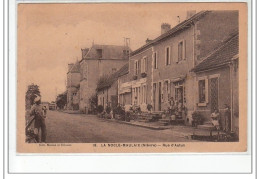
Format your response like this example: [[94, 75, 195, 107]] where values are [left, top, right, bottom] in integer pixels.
[[229, 62, 234, 132], [151, 46, 154, 112], [192, 21, 197, 111]]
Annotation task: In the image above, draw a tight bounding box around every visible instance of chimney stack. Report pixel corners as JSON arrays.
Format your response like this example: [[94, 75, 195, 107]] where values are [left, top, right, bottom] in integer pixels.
[[161, 23, 171, 35], [68, 63, 74, 72], [146, 38, 153, 44], [186, 10, 196, 19]]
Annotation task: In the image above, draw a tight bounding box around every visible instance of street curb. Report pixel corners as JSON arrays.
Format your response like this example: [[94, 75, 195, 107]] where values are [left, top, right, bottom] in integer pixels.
[[112, 119, 171, 130]]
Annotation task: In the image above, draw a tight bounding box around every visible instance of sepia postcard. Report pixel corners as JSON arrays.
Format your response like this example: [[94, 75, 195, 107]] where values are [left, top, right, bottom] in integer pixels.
[[17, 2, 248, 153]]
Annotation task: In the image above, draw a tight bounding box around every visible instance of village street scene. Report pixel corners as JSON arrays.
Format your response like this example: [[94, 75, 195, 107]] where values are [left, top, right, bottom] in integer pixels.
[[25, 8, 239, 143]]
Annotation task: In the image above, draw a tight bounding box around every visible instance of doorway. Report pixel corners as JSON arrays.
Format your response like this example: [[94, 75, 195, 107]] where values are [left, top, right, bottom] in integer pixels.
[[210, 77, 219, 112], [158, 82, 162, 111]]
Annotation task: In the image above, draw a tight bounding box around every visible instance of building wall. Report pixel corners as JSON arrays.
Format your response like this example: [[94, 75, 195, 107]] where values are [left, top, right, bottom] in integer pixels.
[[67, 72, 80, 88], [97, 82, 118, 109], [79, 59, 127, 112], [118, 73, 132, 106], [67, 86, 78, 110], [67, 72, 80, 110], [152, 27, 194, 114], [129, 48, 153, 106], [125, 10, 238, 117], [232, 59, 239, 134], [195, 66, 232, 128], [195, 11, 239, 64]]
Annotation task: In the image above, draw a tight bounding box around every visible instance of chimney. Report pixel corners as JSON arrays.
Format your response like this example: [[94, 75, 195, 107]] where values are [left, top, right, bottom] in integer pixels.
[[186, 10, 196, 19], [161, 23, 171, 35], [81, 48, 89, 59], [68, 63, 74, 72], [146, 38, 153, 44]]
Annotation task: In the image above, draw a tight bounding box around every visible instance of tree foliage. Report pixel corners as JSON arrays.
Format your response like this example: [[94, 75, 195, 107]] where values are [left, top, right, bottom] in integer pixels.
[[88, 93, 98, 113], [26, 84, 41, 108], [56, 91, 67, 109], [96, 75, 113, 91]]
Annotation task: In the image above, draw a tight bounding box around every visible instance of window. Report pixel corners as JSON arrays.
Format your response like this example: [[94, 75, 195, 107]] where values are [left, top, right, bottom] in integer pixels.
[[178, 40, 186, 61], [138, 60, 141, 74], [134, 60, 142, 75], [198, 80, 206, 103], [141, 85, 147, 104], [141, 57, 147, 73], [153, 52, 158, 69], [134, 60, 138, 75], [165, 81, 169, 101], [97, 49, 103, 59], [165, 47, 170, 65]]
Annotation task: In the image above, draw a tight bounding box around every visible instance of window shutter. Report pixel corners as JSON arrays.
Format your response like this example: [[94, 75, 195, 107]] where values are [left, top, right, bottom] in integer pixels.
[[205, 78, 209, 103], [196, 79, 199, 104], [139, 60, 141, 74], [165, 48, 167, 65], [168, 47, 171, 65], [145, 57, 148, 72], [183, 40, 186, 60]]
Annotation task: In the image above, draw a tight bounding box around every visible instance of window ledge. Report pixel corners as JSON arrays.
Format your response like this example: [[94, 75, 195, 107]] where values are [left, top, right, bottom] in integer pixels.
[[197, 103, 207, 107], [176, 59, 186, 64]]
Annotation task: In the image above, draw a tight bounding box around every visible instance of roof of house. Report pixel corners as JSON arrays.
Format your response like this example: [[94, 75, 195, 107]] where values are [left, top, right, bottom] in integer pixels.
[[191, 32, 238, 72], [131, 11, 209, 56], [96, 63, 129, 91], [82, 44, 131, 61], [67, 61, 80, 73]]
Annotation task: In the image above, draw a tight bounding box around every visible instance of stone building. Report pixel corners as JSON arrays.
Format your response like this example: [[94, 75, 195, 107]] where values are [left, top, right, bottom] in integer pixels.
[[120, 10, 238, 125], [191, 32, 239, 133], [67, 61, 80, 110], [79, 44, 131, 113]]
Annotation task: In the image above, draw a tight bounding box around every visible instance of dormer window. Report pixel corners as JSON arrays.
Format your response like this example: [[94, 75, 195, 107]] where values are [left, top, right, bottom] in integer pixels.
[[97, 49, 103, 59], [123, 50, 130, 57]]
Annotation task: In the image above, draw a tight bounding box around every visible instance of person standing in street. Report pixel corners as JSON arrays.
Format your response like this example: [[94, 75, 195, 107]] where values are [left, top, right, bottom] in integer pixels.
[[30, 95, 47, 143], [224, 104, 231, 132]]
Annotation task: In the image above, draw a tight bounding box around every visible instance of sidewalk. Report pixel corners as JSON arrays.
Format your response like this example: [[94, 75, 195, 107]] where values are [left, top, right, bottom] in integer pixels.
[[59, 110, 82, 114], [71, 112, 227, 140], [111, 118, 227, 139]]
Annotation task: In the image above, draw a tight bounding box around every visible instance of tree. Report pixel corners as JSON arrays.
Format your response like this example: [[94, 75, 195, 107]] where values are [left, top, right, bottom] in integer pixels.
[[56, 91, 67, 110], [89, 93, 98, 114], [25, 84, 41, 109]]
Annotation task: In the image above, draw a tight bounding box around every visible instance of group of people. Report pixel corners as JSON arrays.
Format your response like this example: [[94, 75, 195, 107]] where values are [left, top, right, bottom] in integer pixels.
[[167, 97, 186, 118], [210, 104, 231, 132], [27, 95, 47, 143]]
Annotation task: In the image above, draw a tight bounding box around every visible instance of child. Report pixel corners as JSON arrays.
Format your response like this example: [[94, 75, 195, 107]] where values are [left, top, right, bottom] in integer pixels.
[[211, 109, 220, 130]]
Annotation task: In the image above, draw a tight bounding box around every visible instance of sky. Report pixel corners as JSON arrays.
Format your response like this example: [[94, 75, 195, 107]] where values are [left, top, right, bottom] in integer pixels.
[[18, 3, 189, 102]]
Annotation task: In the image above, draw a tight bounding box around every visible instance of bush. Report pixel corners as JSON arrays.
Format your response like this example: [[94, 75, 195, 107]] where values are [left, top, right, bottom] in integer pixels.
[[147, 104, 152, 111], [192, 111, 204, 126], [141, 72, 147, 78], [133, 75, 137, 80], [105, 106, 111, 114], [97, 105, 104, 114]]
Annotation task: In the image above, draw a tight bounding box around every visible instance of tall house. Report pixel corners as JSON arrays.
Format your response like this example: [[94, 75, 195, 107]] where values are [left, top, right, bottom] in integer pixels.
[[124, 10, 238, 125], [79, 44, 131, 113], [67, 61, 80, 110]]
